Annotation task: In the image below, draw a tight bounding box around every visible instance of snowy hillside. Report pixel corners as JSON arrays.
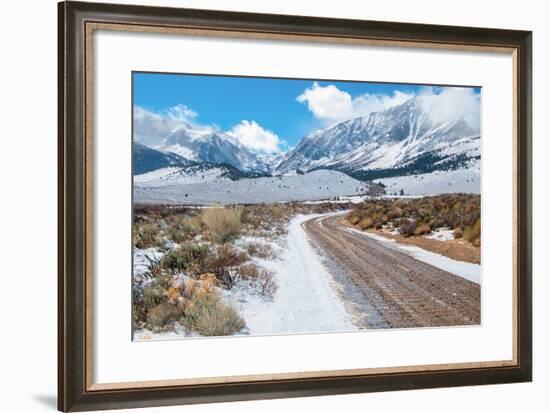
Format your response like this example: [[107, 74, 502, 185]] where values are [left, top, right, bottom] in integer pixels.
[[375, 163, 480, 196], [134, 169, 377, 204], [275, 97, 480, 179], [134, 165, 232, 187]]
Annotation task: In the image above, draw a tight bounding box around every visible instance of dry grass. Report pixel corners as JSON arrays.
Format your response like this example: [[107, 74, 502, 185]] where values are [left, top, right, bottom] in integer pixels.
[[201, 208, 243, 243]]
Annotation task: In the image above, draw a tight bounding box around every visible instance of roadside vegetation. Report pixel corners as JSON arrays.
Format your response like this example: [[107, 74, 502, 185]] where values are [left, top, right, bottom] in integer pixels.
[[346, 194, 481, 247], [132, 201, 353, 337]]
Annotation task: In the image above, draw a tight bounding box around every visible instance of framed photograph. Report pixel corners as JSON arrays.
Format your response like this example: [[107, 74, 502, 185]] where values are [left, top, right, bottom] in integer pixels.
[[58, 1, 532, 411]]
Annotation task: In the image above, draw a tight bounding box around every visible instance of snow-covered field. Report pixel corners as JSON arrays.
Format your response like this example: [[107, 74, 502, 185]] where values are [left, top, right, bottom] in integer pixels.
[[224, 214, 357, 335], [133, 166, 230, 187], [134, 169, 374, 205], [376, 165, 480, 196], [343, 227, 480, 284]]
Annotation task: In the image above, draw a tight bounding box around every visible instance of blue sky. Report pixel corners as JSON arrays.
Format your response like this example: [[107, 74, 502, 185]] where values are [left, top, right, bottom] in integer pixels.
[[133, 72, 480, 154]]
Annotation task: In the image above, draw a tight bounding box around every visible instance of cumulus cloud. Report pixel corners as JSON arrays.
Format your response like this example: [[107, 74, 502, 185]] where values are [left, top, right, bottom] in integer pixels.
[[165, 104, 198, 122], [296, 82, 414, 124], [297, 82, 480, 131], [133, 106, 174, 147], [134, 105, 284, 154], [227, 120, 285, 154]]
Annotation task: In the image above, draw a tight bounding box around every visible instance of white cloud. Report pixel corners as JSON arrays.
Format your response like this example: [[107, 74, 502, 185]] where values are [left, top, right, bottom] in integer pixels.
[[420, 87, 481, 130], [227, 120, 284, 154], [296, 82, 414, 124], [166, 104, 197, 122], [134, 105, 214, 147], [297, 82, 480, 131], [134, 106, 284, 154], [133, 106, 174, 147]]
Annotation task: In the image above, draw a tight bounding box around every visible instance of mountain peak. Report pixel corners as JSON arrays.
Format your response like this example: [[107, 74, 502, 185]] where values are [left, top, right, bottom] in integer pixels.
[[275, 96, 479, 177]]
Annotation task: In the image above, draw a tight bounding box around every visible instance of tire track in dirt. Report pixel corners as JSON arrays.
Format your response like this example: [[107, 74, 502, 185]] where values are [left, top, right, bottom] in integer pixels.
[[302, 215, 481, 328]]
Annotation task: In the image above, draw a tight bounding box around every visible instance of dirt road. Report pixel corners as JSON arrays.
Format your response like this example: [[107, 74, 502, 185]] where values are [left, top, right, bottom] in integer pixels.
[[302, 214, 481, 329]]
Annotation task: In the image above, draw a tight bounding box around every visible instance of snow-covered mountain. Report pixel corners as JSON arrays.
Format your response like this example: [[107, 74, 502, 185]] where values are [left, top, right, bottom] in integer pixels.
[[133, 142, 195, 175], [135, 96, 480, 190], [275, 97, 480, 180], [156, 122, 269, 173]]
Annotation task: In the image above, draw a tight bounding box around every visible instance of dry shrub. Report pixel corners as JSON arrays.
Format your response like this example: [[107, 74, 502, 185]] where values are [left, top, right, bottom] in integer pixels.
[[215, 244, 250, 267], [165, 286, 180, 303], [133, 223, 162, 249], [257, 269, 277, 300], [237, 263, 277, 300], [143, 255, 164, 280], [142, 284, 165, 309], [453, 227, 464, 239], [165, 215, 203, 243], [201, 208, 243, 243], [388, 207, 403, 220], [238, 262, 260, 279], [244, 241, 275, 259], [348, 194, 480, 236], [464, 218, 481, 247], [358, 217, 374, 230], [205, 244, 249, 286], [148, 302, 180, 329], [399, 218, 417, 237], [414, 223, 432, 236], [198, 273, 217, 293], [182, 289, 245, 336], [349, 215, 360, 225], [182, 278, 198, 299], [160, 243, 210, 274]]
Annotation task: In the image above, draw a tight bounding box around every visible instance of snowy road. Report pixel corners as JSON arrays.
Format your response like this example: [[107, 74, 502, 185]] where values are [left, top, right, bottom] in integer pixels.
[[303, 215, 481, 329], [228, 214, 358, 336]]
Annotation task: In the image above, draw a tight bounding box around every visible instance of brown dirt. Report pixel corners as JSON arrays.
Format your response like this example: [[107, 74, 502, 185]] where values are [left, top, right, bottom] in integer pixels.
[[303, 215, 480, 329], [366, 228, 480, 264]]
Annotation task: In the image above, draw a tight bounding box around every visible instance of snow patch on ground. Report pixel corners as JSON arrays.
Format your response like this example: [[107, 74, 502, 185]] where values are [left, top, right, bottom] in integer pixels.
[[376, 165, 480, 196], [343, 227, 480, 284], [426, 227, 455, 241], [133, 247, 163, 281], [225, 214, 357, 335]]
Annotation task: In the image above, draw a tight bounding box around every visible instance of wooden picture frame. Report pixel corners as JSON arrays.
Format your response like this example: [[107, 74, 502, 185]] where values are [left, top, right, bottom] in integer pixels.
[[58, 1, 532, 411]]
